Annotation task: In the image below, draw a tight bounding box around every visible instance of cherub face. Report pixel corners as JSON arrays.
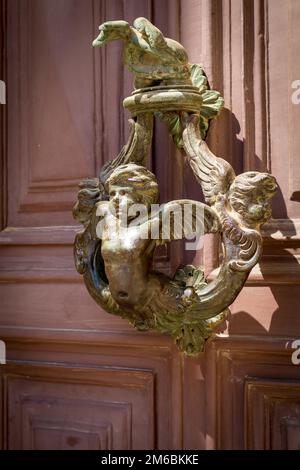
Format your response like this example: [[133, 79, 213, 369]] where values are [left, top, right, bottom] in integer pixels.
[[108, 184, 142, 219]]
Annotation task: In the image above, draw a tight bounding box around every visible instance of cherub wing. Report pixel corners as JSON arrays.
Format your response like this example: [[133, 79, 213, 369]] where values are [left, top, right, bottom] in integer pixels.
[[143, 199, 219, 246], [182, 114, 236, 206]]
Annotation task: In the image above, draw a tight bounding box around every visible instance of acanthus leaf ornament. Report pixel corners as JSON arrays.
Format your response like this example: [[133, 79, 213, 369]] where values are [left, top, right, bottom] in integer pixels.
[[73, 18, 277, 355]]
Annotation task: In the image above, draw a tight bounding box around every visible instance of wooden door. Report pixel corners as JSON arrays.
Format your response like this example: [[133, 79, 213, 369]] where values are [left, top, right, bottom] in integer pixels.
[[1, 0, 300, 450]]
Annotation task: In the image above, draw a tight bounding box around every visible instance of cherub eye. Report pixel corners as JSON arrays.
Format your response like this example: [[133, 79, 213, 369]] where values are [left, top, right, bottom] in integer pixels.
[[119, 189, 126, 196], [110, 191, 116, 197]]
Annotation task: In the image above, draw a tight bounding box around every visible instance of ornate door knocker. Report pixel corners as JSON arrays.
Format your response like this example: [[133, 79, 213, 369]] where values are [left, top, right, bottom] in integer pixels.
[[73, 18, 277, 354]]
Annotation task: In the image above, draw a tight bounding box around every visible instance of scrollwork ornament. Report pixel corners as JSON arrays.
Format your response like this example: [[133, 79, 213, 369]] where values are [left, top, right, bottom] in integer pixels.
[[73, 18, 277, 354]]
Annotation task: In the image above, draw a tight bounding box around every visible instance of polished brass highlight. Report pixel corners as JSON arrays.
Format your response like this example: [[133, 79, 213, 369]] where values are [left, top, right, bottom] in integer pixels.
[[73, 18, 277, 354]]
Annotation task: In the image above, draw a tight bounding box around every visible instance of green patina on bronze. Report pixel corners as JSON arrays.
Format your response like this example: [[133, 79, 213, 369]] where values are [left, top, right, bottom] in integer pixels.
[[73, 18, 277, 355]]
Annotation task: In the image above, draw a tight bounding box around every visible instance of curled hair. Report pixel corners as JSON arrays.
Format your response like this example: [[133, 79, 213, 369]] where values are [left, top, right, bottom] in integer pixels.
[[106, 163, 159, 206]]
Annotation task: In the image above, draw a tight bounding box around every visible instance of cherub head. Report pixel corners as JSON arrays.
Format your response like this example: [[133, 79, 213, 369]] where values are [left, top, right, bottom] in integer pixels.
[[105, 163, 159, 218], [228, 171, 277, 229]]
